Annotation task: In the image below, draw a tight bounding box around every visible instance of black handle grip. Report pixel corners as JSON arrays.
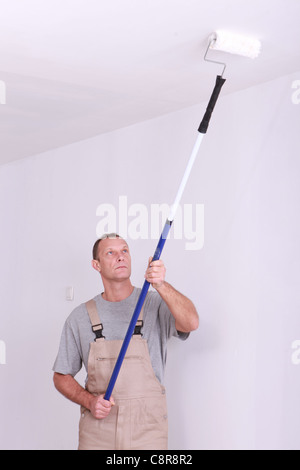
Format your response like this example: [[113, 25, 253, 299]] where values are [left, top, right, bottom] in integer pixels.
[[198, 75, 226, 134]]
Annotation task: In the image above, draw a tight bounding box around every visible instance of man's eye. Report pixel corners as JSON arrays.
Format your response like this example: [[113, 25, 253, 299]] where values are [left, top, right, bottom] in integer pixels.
[[107, 251, 113, 255]]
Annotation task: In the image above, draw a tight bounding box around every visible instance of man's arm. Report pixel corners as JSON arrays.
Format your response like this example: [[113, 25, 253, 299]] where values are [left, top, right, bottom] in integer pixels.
[[53, 372, 114, 419], [145, 258, 199, 333]]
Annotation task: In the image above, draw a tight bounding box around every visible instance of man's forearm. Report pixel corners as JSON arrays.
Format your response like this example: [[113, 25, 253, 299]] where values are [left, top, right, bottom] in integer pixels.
[[144, 258, 199, 333], [53, 372, 93, 410], [156, 281, 199, 333]]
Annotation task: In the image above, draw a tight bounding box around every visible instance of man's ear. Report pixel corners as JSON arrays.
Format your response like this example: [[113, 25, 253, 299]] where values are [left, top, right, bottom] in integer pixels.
[[91, 259, 101, 272]]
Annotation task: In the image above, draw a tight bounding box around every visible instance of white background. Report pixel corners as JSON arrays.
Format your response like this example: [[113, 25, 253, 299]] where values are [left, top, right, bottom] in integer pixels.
[[0, 71, 300, 449]]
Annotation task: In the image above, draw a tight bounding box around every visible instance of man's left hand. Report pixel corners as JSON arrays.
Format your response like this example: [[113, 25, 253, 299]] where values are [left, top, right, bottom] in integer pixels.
[[144, 257, 166, 289]]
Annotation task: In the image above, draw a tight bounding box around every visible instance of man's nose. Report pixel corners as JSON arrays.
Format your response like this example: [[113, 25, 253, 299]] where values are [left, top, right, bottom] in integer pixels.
[[117, 252, 125, 261]]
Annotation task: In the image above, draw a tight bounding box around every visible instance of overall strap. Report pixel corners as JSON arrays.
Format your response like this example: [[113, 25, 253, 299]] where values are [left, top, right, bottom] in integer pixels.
[[85, 298, 145, 340], [86, 299, 105, 340]]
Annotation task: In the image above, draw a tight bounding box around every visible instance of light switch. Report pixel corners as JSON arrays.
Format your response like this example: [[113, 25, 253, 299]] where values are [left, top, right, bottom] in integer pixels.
[[66, 286, 74, 301]]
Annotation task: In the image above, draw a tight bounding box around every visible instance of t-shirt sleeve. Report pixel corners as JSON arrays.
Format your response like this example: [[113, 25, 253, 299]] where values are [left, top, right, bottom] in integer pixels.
[[158, 297, 189, 341], [52, 318, 83, 377]]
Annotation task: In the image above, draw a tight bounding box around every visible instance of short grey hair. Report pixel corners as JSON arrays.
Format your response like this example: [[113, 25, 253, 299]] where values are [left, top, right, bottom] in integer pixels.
[[92, 233, 121, 260]]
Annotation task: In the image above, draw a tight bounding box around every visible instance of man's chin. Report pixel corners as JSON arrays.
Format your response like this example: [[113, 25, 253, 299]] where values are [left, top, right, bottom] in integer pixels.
[[115, 270, 131, 280]]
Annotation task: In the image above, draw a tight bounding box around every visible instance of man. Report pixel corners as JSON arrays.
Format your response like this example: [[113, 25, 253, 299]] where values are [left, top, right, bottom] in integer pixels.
[[53, 233, 198, 450]]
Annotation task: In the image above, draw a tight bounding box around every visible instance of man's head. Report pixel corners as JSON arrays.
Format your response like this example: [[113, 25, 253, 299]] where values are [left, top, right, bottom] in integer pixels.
[[91, 233, 131, 282]]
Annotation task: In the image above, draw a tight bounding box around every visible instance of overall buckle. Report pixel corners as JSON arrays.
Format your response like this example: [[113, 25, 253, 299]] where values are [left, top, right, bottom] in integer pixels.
[[92, 323, 105, 340], [133, 320, 143, 336]]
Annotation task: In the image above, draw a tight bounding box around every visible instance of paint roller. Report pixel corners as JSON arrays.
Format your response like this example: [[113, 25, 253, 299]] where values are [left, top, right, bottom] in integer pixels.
[[104, 31, 261, 401]]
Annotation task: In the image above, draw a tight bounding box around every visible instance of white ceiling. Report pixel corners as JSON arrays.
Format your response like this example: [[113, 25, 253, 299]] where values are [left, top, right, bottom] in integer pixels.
[[0, 0, 300, 165]]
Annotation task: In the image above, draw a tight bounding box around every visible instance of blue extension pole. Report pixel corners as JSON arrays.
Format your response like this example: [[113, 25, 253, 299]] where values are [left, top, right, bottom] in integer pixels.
[[104, 74, 226, 401], [104, 220, 172, 400]]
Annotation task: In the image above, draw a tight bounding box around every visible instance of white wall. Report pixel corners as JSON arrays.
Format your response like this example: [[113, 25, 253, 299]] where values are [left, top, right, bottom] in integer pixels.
[[1, 71, 300, 450]]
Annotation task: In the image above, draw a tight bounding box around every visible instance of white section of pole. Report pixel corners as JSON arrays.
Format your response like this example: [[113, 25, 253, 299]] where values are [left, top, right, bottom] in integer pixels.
[[168, 132, 204, 222]]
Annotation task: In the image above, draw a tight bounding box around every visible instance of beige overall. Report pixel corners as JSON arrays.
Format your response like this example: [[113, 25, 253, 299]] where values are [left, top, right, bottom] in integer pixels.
[[78, 299, 168, 450]]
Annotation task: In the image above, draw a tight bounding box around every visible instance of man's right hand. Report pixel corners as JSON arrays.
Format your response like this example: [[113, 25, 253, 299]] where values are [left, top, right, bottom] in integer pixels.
[[89, 394, 115, 419], [53, 373, 115, 420]]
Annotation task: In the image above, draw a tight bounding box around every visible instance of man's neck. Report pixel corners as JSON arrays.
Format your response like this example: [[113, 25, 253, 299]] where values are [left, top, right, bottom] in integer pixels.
[[102, 280, 134, 302]]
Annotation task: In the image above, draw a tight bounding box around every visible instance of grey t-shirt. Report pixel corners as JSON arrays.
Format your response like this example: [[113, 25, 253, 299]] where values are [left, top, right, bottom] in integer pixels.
[[53, 287, 189, 385]]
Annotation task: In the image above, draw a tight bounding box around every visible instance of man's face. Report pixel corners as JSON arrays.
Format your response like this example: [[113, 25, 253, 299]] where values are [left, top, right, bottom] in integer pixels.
[[94, 237, 131, 282]]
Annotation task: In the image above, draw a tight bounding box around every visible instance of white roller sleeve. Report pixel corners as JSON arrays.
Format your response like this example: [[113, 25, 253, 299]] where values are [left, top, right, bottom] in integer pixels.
[[209, 30, 261, 59]]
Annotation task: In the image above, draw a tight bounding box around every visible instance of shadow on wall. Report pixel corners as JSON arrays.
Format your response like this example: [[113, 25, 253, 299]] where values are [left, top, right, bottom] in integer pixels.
[[165, 320, 219, 449]]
